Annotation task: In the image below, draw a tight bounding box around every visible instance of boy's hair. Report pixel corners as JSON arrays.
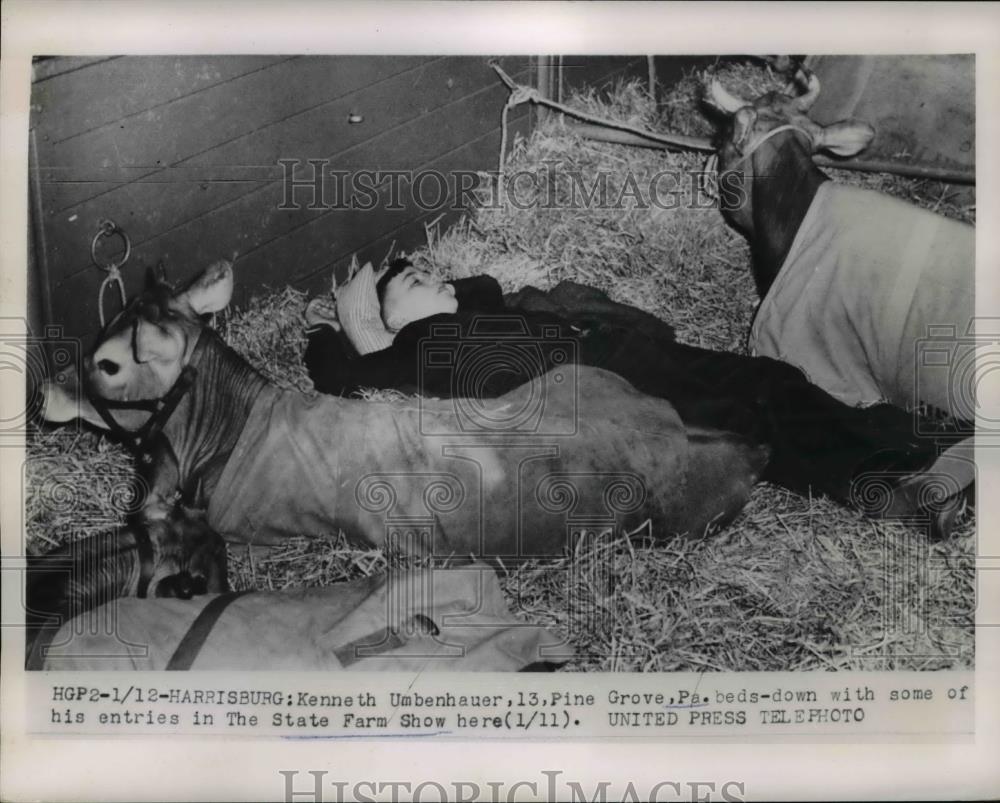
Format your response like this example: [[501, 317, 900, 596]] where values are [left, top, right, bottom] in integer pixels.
[[376, 258, 413, 309]]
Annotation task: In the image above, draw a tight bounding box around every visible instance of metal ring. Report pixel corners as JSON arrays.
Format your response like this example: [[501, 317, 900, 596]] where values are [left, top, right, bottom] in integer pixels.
[[91, 219, 131, 273]]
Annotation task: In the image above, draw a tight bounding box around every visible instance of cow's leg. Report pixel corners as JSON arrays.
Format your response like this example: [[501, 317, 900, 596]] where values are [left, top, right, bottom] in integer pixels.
[[630, 341, 971, 531], [699, 353, 975, 535], [677, 350, 929, 499], [136, 439, 225, 597]]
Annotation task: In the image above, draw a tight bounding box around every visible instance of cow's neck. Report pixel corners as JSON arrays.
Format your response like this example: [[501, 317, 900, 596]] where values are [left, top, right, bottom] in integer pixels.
[[748, 140, 828, 297], [162, 330, 269, 501]]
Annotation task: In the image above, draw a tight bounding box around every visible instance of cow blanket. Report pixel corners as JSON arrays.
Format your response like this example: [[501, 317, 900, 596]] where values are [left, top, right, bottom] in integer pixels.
[[749, 182, 975, 416], [36, 563, 568, 671], [206, 366, 767, 555]]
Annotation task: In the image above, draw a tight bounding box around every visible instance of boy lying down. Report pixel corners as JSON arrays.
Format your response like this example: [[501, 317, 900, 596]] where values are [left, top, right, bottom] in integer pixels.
[[303, 259, 968, 536]]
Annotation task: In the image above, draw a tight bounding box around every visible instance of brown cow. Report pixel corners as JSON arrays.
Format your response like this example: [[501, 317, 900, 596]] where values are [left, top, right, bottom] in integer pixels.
[[705, 67, 975, 533], [41, 261, 768, 591], [706, 67, 975, 418]]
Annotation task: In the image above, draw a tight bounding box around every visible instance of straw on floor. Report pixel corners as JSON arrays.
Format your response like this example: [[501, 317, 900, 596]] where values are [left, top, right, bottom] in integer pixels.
[[25, 61, 975, 671]]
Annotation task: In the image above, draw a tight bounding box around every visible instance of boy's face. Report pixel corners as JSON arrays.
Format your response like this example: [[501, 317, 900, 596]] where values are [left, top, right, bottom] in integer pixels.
[[381, 266, 458, 331]]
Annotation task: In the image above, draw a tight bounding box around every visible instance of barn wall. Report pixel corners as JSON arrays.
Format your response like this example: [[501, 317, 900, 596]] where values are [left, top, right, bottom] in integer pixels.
[[28, 54, 716, 348], [29, 55, 531, 346], [806, 55, 974, 183]]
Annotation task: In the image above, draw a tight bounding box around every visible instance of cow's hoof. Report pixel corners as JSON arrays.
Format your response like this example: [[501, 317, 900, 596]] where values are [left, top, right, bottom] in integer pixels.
[[851, 438, 975, 539], [156, 571, 199, 599]]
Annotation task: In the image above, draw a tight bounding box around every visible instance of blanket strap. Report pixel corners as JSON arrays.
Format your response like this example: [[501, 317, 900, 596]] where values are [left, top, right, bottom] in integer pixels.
[[166, 589, 254, 671], [883, 215, 941, 393]]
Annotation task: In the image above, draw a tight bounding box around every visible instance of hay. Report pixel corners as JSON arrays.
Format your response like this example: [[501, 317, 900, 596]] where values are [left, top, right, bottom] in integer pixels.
[[216, 284, 314, 393], [24, 60, 975, 671], [499, 488, 974, 672], [24, 429, 135, 554]]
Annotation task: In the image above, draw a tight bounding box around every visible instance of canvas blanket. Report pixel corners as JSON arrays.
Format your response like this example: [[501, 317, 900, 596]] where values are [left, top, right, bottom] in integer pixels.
[[37, 563, 568, 671], [206, 366, 767, 555], [749, 182, 975, 415]]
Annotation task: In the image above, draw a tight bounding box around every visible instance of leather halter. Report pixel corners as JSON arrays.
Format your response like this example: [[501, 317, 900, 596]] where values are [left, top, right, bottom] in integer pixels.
[[82, 344, 200, 599], [166, 589, 253, 670], [85, 364, 197, 466], [724, 124, 815, 176], [706, 124, 815, 228]]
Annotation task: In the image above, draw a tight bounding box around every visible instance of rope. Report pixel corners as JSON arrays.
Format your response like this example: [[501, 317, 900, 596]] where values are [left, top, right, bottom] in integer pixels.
[[498, 84, 542, 190], [91, 219, 131, 327], [725, 124, 814, 173], [490, 60, 714, 208], [98, 270, 127, 328]]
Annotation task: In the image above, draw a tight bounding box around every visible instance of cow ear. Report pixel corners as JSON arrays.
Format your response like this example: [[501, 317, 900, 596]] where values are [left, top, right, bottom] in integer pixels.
[[177, 259, 234, 315], [732, 107, 757, 152], [134, 318, 182, 364], [816, 119, 875, 157], [144, 263, 170, 290], [707, 79, 748, 114]]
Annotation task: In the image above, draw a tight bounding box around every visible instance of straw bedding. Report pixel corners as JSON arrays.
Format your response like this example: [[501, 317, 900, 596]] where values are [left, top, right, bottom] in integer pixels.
[[25, 62, 975, 671]]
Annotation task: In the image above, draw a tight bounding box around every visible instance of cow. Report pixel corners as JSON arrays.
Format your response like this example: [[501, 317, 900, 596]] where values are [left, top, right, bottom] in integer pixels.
[[25, 505, 228, 669], [31, 561, 566, 671], [704, 67, 976, 528], [40, 260, 769, 592], [705, 67, 975, 421]]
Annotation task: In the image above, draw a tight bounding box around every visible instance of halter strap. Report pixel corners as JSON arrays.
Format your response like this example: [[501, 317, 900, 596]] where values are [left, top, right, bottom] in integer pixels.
[[725, 124, 815, 174], [86, 364, 197, 465], [166, 590, 254, 670], [132, 526, 156, 599], [85, 363, 197, 598], [701, 125, 815, 205]]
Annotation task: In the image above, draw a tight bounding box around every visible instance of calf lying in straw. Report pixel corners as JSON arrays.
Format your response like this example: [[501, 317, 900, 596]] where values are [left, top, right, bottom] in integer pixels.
[[41, 261, 768, 586], [26, 506, 227, 669], [32, 561, 566, 672]]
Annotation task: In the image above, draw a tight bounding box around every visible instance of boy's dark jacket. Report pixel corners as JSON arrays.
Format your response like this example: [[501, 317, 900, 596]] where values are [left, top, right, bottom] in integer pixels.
[[303, 274, 938, 506], [305, 275, 705, 403]]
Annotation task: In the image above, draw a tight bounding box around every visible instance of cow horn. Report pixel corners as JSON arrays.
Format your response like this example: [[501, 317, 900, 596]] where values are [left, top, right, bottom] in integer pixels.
[[793, 71, 821, 112], [708, 79, 748, 114]]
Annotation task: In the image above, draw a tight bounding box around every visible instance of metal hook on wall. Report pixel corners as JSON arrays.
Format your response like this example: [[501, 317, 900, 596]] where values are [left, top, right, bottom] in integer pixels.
[[91, 218, 131, 327]]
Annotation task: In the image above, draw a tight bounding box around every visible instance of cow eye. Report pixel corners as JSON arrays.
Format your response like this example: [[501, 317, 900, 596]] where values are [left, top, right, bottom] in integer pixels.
[[97, 359, 120, 376]]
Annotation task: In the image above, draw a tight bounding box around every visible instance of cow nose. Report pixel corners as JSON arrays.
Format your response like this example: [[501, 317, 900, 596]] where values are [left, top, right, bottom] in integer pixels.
[[173, 572, 196, 599], [97, 359, 120, 376]]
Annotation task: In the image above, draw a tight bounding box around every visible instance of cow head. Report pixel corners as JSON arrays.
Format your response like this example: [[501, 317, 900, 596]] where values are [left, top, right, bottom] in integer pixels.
[[42, 260, 234, 432], [705, 67, 876, 232]]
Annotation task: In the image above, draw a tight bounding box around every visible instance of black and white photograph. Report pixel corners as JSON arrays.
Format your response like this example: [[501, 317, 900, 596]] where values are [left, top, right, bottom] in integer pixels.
[[2, 2, 998, 801], [19, 52, 980, 671]]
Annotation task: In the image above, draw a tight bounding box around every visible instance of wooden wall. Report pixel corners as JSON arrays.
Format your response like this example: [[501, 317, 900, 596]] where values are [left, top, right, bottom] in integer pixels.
[[28, 54, 718, 348], [806, 55, 975, 183], [29, 56, 531, 346]]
